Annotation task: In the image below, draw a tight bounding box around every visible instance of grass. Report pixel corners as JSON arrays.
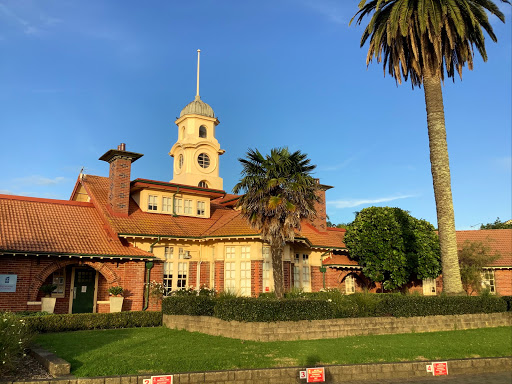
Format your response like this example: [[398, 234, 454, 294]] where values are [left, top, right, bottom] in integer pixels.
[[36, 326, 512, 377]]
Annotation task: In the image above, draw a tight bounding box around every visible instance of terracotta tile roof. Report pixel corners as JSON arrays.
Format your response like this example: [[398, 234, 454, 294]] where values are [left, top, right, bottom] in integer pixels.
[[456, 229, 512, 267], [81, 175, 346, 249], [323, 253, 360, 266], [0, 194, 153, 258]]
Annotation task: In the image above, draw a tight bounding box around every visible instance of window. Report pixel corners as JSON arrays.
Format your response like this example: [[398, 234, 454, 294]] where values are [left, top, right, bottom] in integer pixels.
[[225, 262, 236, 292], [148, 195, 158, 211], [199, 126, 207, 138], [174, 198, 183, 214], [198, 181, 208, 188], [162, 197, 172, 212], [51, 269, 66, 297], [262, 247, 272, 292], [225, 246, 235, 259], [240, 261, 251, 296], [163, 246, 189, 294], [163, 247, 173, 296], [345, 275, 355, 294], [197, 201, 205, 216], [293, 253, 311, 291], [197, 153, 210, 168], [178, 154, 184, 169], [422, 278, 436, 296], [184, 199, 193, 214], [241, 246, 251, 259], [481, 270, 496, 294]]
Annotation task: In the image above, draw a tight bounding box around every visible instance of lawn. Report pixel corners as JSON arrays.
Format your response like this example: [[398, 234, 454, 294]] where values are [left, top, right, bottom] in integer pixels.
[[36, 326, 512, 377]]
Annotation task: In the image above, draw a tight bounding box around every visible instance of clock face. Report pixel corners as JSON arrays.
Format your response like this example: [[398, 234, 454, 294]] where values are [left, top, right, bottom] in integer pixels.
[[197, 153, 210, 168]]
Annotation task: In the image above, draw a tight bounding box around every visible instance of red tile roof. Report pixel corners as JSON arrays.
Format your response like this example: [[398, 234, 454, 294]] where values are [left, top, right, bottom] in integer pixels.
[[0, 194, 153, 258], [80, 175, 346, 249], [456, 229, 512, 267]]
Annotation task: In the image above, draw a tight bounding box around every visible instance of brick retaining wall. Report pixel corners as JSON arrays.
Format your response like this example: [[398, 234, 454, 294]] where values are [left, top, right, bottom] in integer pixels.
[[163, 312, 511, 341], [6, 357, 511, 384]]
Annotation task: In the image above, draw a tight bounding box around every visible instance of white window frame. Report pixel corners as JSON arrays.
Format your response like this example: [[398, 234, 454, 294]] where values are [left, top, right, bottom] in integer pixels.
[[197, 201, 205, 216], [148, 195, 158, 211], [293, 253, 311, 291], [163, 246, 189, 294], [422, 278, 437, 296], [223, 246, 252, 296], [162, 197, 172, 212], [481, 269, 496, 294], [174, 198, 183, 214], [51, 268, 66, 298], [345, 274, 355, 294], [262, 247, 273, 293], [184, 199, 193, 214]]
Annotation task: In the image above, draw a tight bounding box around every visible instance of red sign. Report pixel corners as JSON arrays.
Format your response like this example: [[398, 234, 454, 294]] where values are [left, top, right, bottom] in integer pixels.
[[151, 375, 173, 384], [307, 367, 325, 383], [433, 362, 448, 376]]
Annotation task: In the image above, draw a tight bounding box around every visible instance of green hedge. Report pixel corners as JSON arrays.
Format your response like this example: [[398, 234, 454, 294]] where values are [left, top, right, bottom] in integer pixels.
[[23, 311, 162, 333], [214, 297, 337, 322], [162, 296, 215, 316], [501, 296, 512, 311], [376, 295, 507, 317], [162, 293, 508, 322]]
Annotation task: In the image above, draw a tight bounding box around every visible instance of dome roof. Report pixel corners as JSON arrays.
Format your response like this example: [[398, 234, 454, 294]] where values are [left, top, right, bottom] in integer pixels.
[[180, 96, 215, 118]]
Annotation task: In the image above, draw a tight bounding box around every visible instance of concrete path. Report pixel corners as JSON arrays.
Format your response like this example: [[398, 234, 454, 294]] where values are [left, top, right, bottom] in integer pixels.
[[348, 371, 512, 384]]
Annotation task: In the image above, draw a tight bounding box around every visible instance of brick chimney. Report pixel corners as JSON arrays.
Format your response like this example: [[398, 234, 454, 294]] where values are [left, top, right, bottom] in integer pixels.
[[310, 179, 333, 232], [99, 143, 143, 217]]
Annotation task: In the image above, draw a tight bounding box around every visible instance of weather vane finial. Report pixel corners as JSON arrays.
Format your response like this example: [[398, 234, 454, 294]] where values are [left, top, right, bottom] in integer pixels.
[[196, 49, 201, 99]]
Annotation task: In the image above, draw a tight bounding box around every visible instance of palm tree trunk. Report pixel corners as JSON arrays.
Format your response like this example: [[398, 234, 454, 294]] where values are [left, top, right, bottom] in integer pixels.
[[423, 73, 464, 295], [271, 245, 285, 298]]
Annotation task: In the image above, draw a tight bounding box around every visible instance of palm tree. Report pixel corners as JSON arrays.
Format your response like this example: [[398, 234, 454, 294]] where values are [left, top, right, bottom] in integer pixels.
[[351, 0, 509, 295], [233, 148, 318, 298]]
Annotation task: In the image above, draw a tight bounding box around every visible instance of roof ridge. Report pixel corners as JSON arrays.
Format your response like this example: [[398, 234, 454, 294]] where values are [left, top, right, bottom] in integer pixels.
[[0, 194, 93, 207]]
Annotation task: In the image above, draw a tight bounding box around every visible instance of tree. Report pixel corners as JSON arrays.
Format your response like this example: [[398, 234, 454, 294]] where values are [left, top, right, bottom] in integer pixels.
[[350, 0, 509, 295], [344, 207, 441, 291], [458, 240, 500, 295], [480, 218, 512, 229], [233, 148, 318, 298]]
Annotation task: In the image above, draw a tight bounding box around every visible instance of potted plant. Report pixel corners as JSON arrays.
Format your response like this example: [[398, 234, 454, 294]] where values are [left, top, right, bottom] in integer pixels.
[[108, 285, 124, 313], [40, 284, 57, 314]]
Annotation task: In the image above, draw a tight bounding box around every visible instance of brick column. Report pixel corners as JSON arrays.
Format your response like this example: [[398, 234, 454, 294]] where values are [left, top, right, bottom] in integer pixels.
[[200, 262, 210, 288], [214, 261, 224, 293], [188, 261, 197, 288], [283, 261, 291, 290], [251, 260, 263, 297]]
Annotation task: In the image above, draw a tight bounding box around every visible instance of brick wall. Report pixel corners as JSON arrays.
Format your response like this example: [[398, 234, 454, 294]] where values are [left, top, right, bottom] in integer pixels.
[[188, 261, 197, 288], [496, 270, 512, 295], [214, 261, 224, 293], [164, 312, 512, 342], [199, 261, 210, 287], [283, 260, 291, 290], [251, 260, 262, 296], [0, 254, 162, 313], [107, 155, 133, 217]]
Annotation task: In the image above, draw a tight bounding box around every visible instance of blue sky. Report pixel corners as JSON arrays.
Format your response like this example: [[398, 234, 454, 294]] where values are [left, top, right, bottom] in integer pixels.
[[0, 0, 510, 230]]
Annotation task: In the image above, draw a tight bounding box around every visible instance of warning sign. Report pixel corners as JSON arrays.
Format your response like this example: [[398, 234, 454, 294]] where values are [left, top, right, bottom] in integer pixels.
[[151, 375, 173, 384], [426, 361, 448, 376], [306, 367, 325, 383]]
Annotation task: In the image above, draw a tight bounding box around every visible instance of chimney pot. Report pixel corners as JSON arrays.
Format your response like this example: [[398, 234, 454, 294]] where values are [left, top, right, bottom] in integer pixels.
[[120, 143, 126, 151]]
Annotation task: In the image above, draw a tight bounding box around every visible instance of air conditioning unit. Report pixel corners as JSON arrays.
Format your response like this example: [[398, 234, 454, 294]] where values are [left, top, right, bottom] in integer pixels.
[[183, 251, 192, 259]]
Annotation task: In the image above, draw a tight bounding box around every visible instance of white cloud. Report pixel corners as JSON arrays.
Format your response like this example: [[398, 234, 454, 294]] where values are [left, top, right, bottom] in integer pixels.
[[0, 189, 14, 195], [328, 194, 417, 209], [14, 176, 68, 186]]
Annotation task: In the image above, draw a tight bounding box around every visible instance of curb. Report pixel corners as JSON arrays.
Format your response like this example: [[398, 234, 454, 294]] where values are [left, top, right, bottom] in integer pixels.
[[4, 356, 511, 384]]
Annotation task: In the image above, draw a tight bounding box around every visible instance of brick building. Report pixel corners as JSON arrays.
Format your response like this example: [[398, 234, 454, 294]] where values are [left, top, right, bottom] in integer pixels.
[[1, 63, 510, 314]]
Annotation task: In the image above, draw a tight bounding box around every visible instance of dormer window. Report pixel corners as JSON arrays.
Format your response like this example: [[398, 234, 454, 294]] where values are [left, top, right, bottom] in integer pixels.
[[199, 126, 207, 138], [197, 201, 205, 216], [198, 181, 208, 188], [148, 195, 158, 211], [198, 153, 210, 168]]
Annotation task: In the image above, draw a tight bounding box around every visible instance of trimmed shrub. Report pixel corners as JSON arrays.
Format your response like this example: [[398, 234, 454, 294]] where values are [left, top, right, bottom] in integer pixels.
[[377, 295, 507, 317], [501, 296, 512, 311], [162, 296, 215, 316], [1, 312, 33, 376], [23, 311, 162, 333], [214, 297, 337, 322]]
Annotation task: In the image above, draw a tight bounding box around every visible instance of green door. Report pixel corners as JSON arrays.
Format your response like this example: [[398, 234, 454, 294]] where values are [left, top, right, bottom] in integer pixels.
[[72, 268, 96, 313]]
